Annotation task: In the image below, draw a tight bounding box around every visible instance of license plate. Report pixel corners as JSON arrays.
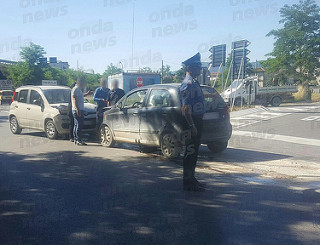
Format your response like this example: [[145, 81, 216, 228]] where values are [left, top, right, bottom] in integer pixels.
[[203, 112, 220, 120]]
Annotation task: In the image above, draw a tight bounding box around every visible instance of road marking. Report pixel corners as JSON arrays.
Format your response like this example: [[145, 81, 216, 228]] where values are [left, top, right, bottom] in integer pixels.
[[260, 112, 283, 116], [233, 131, 320, 147], [301, 116, 320, 122], [243, 114, 271, 119]]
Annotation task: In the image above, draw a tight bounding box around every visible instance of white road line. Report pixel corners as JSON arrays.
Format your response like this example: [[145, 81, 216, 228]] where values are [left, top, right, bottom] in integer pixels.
[[243, 114, 271, 119], [301, 116, 320, 121], [233, 131, 320, 147], [260, 112, 284, 116]]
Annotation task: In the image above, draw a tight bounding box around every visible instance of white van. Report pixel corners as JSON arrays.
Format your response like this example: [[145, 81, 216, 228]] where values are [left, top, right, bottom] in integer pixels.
[[9, 86, 97, 139]]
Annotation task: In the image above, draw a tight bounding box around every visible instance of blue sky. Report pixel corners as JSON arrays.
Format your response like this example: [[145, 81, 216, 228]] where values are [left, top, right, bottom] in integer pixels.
[[1, 0, 318, 73]]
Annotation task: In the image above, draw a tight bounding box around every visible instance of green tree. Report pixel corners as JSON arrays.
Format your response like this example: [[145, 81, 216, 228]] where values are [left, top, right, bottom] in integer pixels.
[[262, 0, 320, 84], [7, 62, 36, 87], [103, 63, 123, 78], [20, 42, 46, 64], [173, 67, 186, 83]]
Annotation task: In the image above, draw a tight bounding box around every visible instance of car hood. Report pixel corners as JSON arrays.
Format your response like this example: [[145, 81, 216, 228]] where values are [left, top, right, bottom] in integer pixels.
[[84, 102, 97, 113], [50, 103, 97, 113]]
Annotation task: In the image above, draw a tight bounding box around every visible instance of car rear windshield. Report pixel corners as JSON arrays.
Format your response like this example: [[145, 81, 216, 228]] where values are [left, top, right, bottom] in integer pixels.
[[201, 87, 225, 112], [43, 89, 70, 104], [2, 91, 14, 96]]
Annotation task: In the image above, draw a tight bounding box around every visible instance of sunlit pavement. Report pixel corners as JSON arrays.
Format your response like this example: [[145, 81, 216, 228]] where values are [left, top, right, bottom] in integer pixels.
[[0, 103, 320, 245]]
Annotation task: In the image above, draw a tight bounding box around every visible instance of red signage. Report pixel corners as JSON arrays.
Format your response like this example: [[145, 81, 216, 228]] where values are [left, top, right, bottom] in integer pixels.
[[136, 77, 143, 87]]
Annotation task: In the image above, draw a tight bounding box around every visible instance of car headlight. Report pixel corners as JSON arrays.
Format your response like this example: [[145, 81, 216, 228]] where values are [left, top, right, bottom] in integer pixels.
[[53, 106, 68, 115]]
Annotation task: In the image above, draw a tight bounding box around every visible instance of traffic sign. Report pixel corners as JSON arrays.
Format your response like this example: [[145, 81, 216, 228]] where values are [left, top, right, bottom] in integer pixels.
[[232, 49, 251, 58], [233, 57, 250, 65], [209, 44, 226, 53], [232, 40, 251, 50], [136, 77, 143, 87], [209, 44, 226, 67], [42, 80, 57, 86]]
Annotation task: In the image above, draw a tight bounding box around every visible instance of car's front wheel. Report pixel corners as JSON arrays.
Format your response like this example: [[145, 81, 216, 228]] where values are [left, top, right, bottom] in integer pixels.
[[10, 116, 22, 134], [207, 141, 228, 153], [100, 125, 115, 147], [45, 120, 58, 140], [161, 132, 182, 159]]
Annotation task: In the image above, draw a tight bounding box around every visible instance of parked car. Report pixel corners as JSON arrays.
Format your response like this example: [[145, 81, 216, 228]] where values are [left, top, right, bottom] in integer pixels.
[[9, 86, 97, 139], [99, 84, 232, 158], [0, 90, 14, 105]]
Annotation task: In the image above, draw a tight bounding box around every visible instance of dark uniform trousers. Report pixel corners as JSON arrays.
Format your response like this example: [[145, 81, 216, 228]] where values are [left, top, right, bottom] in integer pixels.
[[183, 115, 203, 182]]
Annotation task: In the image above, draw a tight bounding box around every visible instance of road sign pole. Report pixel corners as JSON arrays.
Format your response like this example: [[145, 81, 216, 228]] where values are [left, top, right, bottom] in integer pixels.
[[231, 56, 244, 112]]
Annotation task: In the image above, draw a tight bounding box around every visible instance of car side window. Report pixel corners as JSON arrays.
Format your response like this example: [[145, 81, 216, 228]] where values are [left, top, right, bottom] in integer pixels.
[[18, 90, 28, 103], [124, 90, 147, 109], [147, 89, 171, 108], [30, 90, 42, 105]]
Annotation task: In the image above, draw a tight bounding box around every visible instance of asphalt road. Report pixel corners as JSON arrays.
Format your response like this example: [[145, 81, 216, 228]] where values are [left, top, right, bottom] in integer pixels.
[[0, 103, 320, 245]]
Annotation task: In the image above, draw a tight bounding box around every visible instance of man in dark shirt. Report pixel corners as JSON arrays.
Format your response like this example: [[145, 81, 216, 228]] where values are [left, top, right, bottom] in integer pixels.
[[108, 79, 125, 106], [94, 78, 110, 123]]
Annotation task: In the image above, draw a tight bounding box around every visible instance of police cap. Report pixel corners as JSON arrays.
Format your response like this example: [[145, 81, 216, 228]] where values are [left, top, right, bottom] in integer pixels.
[[182, 52, 202, 67]]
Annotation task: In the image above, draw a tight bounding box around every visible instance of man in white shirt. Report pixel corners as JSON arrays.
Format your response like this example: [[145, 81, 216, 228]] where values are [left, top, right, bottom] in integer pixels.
[[71, 77, 86, 145]]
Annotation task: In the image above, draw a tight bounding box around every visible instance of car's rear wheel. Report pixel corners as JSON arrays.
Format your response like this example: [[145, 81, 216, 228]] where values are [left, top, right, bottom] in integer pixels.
[[271, 96, 282, 107], [100, 125, 115, 147], [161, 132, 182, 159], [207, 141, 228, 153], [10, 116, 22, 134], [45, 120, 58, 140], [234, 98, 244, 107]]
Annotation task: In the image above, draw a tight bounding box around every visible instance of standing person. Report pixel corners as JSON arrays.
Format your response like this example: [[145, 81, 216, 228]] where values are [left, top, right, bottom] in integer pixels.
[[108, 79, 125, 106], [72, 77, 87, 146], [94, 78, 110, 123], [68, 82, 77, 142], [179, 53, 206, 192]]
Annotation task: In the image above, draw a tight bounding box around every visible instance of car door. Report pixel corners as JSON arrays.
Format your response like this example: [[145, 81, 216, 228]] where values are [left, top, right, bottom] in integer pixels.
[[14, 89, 30, 128], [139, 89, 177, 146], [27, 89, 44, 130], [111, 89, 148, 143]]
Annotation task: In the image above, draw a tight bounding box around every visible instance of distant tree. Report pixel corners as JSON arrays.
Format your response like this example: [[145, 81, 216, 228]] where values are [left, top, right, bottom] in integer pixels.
[[7, 62, 36, 87], [173, 67, 186, 83], [0, 64, 8, 79], [262, 0, 320, 84], [20, 42, 46, 65], [103, 63, 123, 78]]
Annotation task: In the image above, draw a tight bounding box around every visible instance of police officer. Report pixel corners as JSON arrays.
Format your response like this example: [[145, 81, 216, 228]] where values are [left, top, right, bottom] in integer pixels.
[[179, 52, 206, 192]]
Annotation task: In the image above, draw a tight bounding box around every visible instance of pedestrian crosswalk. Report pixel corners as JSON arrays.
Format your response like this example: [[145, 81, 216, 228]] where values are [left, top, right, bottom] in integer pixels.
[[230, 105, 320, 129]]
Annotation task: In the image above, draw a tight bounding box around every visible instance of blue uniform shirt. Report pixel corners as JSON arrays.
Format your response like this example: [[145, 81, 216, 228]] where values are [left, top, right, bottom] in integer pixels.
[[179, 75, 205, 116], [94, 87, 110, 108]]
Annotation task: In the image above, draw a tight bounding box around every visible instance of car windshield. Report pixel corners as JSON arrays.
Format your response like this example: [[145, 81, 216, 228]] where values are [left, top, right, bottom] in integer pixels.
[[43, 89, 70, 104], [229, 80, 242, 89]]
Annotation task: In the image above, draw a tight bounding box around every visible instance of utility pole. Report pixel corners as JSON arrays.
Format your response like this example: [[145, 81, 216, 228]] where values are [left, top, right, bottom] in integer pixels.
[[161, 60, 164, 84]]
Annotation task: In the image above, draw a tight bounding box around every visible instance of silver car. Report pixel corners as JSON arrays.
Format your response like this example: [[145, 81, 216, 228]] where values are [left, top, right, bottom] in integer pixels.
[[9, 85, 97, 139]]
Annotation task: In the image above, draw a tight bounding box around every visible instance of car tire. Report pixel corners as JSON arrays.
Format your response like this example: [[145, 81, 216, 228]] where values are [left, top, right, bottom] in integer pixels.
[[234, 98, 244, 107], [45, 120, 58, 140], [271, 96, 282, 107], [100, 125, 115, 147], [10, 116, 22, 134], [160, 132, 182, 159], [207, 141, 228, 153]]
